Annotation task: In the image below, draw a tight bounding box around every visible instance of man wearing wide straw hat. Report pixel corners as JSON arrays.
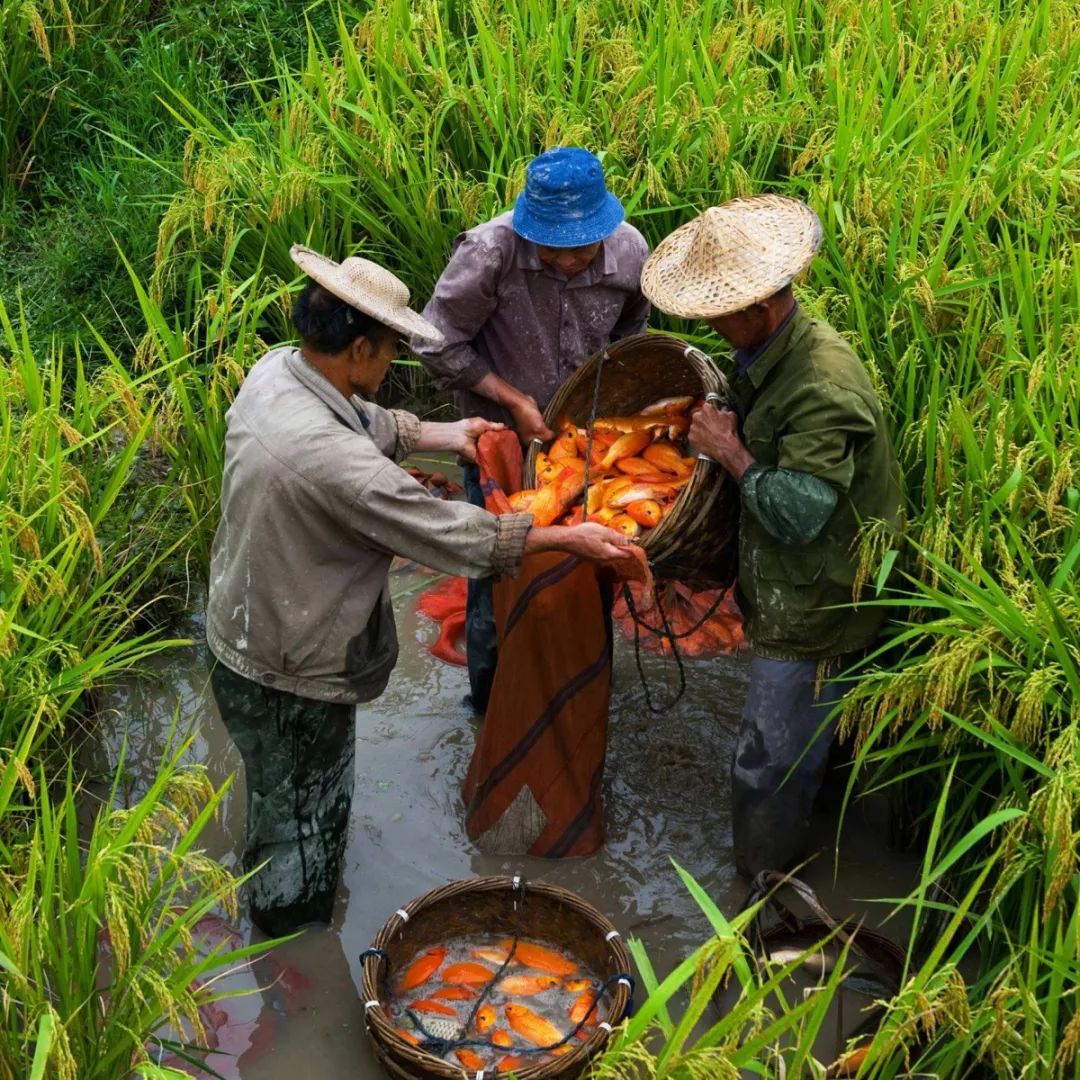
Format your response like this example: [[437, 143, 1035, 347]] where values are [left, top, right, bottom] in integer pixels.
[[414, 146, 650, 714], [641, 195, 902, 876], [206, 246, 632, 935]]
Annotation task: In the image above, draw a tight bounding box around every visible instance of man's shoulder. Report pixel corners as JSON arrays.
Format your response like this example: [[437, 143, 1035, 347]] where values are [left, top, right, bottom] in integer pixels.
[[608, 220, 649, 258], [794, 317, 873, 390], [458, 211, 517, 253]]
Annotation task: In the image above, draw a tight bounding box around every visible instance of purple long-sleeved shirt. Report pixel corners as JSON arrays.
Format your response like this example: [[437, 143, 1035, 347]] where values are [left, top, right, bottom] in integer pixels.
[[412, 211, 650, 425]]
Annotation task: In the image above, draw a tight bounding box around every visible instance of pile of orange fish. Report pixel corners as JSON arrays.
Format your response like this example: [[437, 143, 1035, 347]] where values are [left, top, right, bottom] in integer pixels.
[[390, 937, 605, 1071], [509, 396, 703, 538]]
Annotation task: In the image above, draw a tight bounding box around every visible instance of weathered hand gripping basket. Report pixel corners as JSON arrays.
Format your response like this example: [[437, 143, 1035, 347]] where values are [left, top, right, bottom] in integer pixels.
[[525, 332, 739, 587], [361, 876, 633, 1079]]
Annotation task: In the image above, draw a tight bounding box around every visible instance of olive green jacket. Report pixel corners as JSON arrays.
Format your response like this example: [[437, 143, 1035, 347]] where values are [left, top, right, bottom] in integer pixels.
[[731, 308, 902, 660]]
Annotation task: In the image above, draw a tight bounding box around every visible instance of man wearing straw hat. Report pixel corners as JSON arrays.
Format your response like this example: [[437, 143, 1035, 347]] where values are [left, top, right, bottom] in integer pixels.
[[641, 195, 902, 876], [206, 246, 632, 935], [414, 146, 650, 714]]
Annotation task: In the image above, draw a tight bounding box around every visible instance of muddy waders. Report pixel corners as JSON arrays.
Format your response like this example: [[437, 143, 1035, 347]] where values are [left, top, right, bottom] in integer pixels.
[[731, 654, 851, 877], [209, 663, 355, 936]]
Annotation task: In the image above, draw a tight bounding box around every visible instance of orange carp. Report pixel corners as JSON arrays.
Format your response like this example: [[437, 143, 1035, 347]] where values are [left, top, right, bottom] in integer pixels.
[[505, 1003, 566, 1047], [500, 940, 579, 977], [410, 997, 457, 1017], [454, 1048, 486, 1070], [609, 513, 642, 539], [599, 430, 653, 471], [442, 961, 496, 987], [639, 395, 695, 416], [491, 1028, 514, 1048], [569, 988, 599, 1025], [472, 945, 514, 965], [498, 974, 561, 996], [398, 945, 446, 991], [474, 1004, 497, 1033], [606, 482, 677, 509], [626, 499, 663, 528], [643, 440, 695, 476], [430, 985, 477, 1001]]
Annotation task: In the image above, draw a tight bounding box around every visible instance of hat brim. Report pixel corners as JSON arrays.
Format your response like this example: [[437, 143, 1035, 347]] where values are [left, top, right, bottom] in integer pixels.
[[511, 191, 625, 248], [640, 199, 822, 319], [289, 245, 445, 346]]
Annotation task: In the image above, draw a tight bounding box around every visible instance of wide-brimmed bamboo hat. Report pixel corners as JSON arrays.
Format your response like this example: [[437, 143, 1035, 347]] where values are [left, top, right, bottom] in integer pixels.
[[641, 196, 823, 319], [290, 244, 444, 345]]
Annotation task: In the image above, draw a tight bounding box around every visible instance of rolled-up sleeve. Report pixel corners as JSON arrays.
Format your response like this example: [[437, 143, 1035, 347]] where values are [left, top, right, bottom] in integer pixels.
[[351, 461, 532, 579], [412, 234, 503, 391], [357, 401, 422, 462]]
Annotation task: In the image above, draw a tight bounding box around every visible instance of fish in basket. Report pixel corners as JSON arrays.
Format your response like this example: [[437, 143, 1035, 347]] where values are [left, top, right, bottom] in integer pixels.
[[361, 877, 633, 1079], [524, 332, 739, 588]]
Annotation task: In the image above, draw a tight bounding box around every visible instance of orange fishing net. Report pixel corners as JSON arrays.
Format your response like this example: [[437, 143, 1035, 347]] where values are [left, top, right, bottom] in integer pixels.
[[461, 431, 651, 858], [614, 580, 745, 657], [415, 577, 469, 667]]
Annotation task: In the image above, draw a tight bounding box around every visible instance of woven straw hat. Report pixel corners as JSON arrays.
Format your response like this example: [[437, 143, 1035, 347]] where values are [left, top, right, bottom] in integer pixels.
[[640, 196, 823, 319], [289, 244, 444, 345]]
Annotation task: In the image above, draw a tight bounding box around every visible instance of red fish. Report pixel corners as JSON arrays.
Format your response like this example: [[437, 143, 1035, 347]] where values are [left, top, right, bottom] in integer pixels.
[[410, 998, 457, 1017], [498, 974, 560, 996], [599, 430, 653, 471], [430, 986, 478, 1001], [491, 1028, 514, 1048], [442, 961, 496, 987], [398, 945, 446, 991], [505, 1002, 566, 1046], [626, 499, 663, 528], [475, 1004, 496, 1033], [500, 940, 579, 977], [569, 988, 598, 1025], [472, 945, 513, 965], [455, 1048, 486, 1069]]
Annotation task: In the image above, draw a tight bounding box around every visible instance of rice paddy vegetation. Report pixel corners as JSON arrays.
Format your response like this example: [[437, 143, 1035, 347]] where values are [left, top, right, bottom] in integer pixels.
[[1, 0, 1077, 1075]]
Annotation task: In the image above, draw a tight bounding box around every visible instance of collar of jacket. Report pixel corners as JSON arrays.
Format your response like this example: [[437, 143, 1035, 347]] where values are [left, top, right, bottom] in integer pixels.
[[285, 347, 372, 435], [513, 233, 618, 286], [743, 305, 814, 390]]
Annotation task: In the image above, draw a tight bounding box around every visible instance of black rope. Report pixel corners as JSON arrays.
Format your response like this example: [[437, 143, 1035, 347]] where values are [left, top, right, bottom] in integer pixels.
[[623, 581, 688, 714], [579, 347, 608, 523]]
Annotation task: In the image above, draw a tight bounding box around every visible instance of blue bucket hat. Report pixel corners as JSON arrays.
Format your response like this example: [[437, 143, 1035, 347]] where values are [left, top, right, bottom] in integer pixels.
[[512, 147, 625, 248]]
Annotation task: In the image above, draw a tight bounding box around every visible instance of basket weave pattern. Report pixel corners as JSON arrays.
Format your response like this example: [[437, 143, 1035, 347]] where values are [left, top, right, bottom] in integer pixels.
[[640, 196, 823, 319]]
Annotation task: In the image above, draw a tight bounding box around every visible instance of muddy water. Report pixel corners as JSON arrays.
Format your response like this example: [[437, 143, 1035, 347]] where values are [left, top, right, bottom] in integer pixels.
[[100, 568, 919, 1078]]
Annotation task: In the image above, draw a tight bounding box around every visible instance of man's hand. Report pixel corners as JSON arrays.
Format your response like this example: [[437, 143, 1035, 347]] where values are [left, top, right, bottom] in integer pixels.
[[470, 372, 554, 446], [415, 418, 504, 462], [507, 393, 554, 446], [455, 417, 504, 463], [525, 523, 633, 562], [689, 404, 756, 481]]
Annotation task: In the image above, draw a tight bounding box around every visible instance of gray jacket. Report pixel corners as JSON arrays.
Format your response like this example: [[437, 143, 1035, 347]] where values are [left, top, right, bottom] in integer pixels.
[[206, 346, 532, 703]]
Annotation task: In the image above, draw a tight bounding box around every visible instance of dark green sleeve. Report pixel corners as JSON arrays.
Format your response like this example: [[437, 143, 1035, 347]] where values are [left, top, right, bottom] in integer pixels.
[[740, 463, 838, 545]]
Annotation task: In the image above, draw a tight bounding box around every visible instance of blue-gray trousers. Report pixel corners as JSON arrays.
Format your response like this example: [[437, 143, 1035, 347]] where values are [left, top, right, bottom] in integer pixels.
[[732, 653, 850, 876]]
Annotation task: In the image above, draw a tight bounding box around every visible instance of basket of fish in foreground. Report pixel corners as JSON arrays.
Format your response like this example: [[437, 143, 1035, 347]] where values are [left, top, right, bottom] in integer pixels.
[[523, 333, 738, 586], [361, 876, 633, 1079]]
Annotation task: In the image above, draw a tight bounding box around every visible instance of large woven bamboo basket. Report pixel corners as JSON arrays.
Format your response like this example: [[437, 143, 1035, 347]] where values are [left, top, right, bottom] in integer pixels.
[[361, 876, 633, 1079], [525, 333, 739, 587]]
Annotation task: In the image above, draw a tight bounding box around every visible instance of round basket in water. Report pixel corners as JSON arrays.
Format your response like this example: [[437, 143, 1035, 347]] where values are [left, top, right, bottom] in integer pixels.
[[525, 333, 739, 587], [361, 876, 633, 1079]]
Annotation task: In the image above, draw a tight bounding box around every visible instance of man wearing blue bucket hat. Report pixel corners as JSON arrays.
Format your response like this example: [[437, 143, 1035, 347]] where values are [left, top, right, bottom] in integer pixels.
[[415, 147, 650, 714]]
